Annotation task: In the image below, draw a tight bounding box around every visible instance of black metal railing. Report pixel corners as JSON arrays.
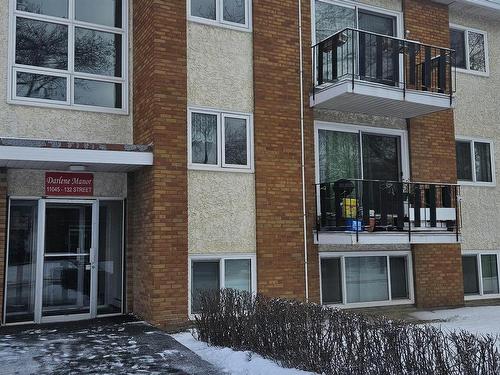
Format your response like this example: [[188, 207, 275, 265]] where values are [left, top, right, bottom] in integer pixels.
[[312, 28, 456, 104], [314, 179, 461, 242]]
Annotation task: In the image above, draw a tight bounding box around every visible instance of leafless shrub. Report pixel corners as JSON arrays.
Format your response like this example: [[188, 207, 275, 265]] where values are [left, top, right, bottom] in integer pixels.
[[194, 289, 500, 375]]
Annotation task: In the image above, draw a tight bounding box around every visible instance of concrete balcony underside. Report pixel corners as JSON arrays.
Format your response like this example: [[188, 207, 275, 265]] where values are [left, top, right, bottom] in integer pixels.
[[310, 80, 455, 119]]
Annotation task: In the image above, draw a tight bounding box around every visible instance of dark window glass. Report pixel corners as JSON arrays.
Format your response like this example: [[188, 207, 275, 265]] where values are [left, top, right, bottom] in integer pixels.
[[456, 141, 473, 181], [321, 258, 342, 304], [481, 255, 499, 295], [468, 31, 486, 72], [16, 17, 68, 70], [74, 79, 122, 108], [17, 0, 68, 18], [75, 0, 123, 28], [16, 72, 67, 101], [390, 257, 408, 299], [192, 261, 220, 313], [362, 134, 401, 181], [5, 201, 38, 324], [462, 256, 479, 295], [75, 28, 122, 77], [346, 256, 389, 303], [192, 113, 218, 165], [314, 0, 355, 42], [474, 142, 492, 183], [450, 29, 466, 69], [224, 117, 248, 166], [225, 259, 251, 292], [223, 0, 246, 24], [191, 0, 216, 20]]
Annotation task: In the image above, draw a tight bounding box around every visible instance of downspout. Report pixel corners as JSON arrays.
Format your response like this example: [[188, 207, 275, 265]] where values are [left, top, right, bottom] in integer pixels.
[[298, 0, 309, 302]]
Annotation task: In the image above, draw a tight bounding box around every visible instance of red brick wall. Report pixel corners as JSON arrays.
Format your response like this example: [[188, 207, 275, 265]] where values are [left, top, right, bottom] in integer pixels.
[[0, 171, 7, 320], [128, 0, 188, 328], [413, 244, 464, 308], [253, 0, 319, 302], [404, 0, 464, 308]]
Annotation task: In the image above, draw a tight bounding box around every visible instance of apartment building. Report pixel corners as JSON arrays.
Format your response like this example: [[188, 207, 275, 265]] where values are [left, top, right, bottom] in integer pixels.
[[0, 0, 498, 328]]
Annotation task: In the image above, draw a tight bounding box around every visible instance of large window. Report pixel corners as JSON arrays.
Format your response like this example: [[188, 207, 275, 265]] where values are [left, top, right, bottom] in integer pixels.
[[316, 123, 407, 183], [189, 0, 251, 30], [450, 25, 488, 75], [188, 108, 253, 172], [456, 139, 495, 185], [463, 252, 500, 299], [9, 0, 128, 113], [190, 256, 255, 314], [320, 252, 413, 306]]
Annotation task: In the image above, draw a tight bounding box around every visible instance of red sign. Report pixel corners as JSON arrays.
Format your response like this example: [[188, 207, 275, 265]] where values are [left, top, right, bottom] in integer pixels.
[[45, 172, 94, 197]]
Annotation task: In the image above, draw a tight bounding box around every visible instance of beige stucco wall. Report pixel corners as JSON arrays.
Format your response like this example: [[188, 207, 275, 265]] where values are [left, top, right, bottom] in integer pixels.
[[7, 169, 127, 197], [450, 10, 500, 251], [0, 0, 133, 144], [187, 21, 256, 255]]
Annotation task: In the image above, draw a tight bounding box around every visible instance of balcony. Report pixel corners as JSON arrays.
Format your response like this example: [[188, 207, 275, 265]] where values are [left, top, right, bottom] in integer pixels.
[[310, 28, 456, 118], [314, 179, 461, 245]]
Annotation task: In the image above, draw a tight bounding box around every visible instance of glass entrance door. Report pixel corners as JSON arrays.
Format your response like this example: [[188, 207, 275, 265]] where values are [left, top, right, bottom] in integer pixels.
[[40, 201, 97, 321]]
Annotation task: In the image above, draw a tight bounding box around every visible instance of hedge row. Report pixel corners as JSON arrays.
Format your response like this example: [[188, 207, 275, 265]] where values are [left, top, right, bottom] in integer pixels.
[[194, 289, 500, 375]]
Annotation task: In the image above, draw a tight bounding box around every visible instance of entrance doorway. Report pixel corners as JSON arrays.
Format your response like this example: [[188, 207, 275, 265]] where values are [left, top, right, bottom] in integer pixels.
[[4, 199, 124, 324]]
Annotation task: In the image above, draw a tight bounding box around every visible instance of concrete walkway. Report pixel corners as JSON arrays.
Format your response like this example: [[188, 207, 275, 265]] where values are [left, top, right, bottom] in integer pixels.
[[0, 316, 224, 375]]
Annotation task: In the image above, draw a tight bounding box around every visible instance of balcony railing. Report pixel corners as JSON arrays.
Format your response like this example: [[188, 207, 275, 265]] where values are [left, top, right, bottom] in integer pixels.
[[314, 179, 461, 243], [312, 28, 456, 104]]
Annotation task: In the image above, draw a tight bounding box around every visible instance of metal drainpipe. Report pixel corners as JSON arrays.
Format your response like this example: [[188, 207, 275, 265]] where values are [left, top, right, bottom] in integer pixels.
[[298, 0, 309, 303]]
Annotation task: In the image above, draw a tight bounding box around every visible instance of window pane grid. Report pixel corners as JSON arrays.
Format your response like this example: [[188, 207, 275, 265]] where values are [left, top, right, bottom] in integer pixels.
[[189, 0, 249, 29], [11, 0, 127, 111], [320, 254, 411, 305], [449, 26, 487, 74], [462, 254, 500, 297]]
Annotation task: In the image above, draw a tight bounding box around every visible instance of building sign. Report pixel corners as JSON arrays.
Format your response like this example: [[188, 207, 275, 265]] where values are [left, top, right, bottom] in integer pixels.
[[45, 172, 94, 197]]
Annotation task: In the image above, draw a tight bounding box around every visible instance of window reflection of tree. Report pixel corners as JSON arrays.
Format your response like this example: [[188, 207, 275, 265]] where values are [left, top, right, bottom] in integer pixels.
[[17, 72, 65, 100], [192, 0, 216, 19], [192, 115, 217, 165], [223, 0, 245, 24], [319, 131, 360, 183], [468, 31, 486, 72], [225, 120, 247, 165], [75, 29, 120, 77]]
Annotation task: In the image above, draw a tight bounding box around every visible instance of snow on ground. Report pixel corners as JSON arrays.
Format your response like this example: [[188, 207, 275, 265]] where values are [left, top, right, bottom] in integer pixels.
[[173, 332, 317, 375], [411, 305, 500, 338]]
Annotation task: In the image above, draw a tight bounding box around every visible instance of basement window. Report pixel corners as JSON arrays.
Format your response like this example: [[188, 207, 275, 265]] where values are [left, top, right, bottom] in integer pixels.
[[463, 252, 500, 299], [189, 0, 251, 30], [188, 108, 253, 172], [450, 25, 489, 75], [320, 252, 413, 307], [190, 256, 255, 315]]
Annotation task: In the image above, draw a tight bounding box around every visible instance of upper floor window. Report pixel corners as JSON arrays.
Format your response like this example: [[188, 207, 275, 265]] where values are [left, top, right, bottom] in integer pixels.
[[188, 108, 253, 172], [456, 138, 495, 185], [188, 0, 251, 30], [450, 25, 488, 75], [9, 0, 128, 113]]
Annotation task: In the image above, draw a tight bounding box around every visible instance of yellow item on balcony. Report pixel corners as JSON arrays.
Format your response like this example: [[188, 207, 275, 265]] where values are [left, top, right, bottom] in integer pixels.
[[342, 198, 357, 219]]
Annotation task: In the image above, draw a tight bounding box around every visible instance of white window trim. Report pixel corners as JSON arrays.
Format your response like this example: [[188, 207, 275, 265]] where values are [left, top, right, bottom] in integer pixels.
[[450, 23, 490, 77], [187, 0, 252, 32], [319, 251, 415, 308], [7, 0, 129, 115], [188, 107, 254, 173], [314, 121, 410, 184], [311, 0, 404, 45], [463, 250, 500, 301], [188, 254, 257, 318], [456, 136, 496, 187]]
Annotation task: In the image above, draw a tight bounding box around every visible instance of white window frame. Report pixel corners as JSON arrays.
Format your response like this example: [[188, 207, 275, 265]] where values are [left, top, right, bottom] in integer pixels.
[[319, 251, 415, 308], [314, 121, 410, 184], [188, 254, 257, 318], [456, 137, 496, 187], [450, 24, 489, 77], [188, 107, 254, 173], [462, 250, 500, 301], [311, 0, 404, 45], [7, 0, 129, 114], [187, 0, 252, 32]]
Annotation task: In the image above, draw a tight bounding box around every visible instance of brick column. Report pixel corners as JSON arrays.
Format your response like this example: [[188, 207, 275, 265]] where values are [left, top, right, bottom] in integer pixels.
[[253, 0, 318, 302], [404, 0, 464, 308], [0, 171, 7, 320], [128, 0, 188, 328]]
